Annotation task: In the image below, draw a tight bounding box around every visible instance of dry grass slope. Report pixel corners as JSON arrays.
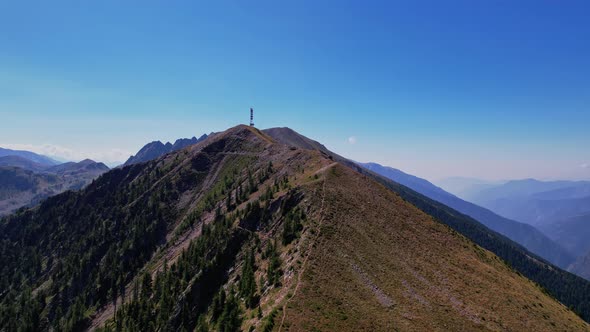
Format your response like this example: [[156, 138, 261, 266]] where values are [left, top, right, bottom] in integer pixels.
[[279, 164, 589, 332]]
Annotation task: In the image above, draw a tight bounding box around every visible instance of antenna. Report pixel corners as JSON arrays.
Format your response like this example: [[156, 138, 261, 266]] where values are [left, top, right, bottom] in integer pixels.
[[250, 108, 254, 127]]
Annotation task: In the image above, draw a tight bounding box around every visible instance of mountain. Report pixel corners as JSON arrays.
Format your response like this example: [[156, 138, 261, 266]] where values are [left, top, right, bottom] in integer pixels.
[[1, 125, 589, 331], [473, 191, 590, 227], [540, 213, 590, 258], [467, 179, 590, 225], [0, 155, 49, 172], [463, 179, 590, 260], [0, 147, 60, 166], [468, 179, 588, 202], [0, 166, 62, 215], [435, 177, 504, 200], [263, 127, 329, 152], [0, 159, 109, 216], [358, 162, 575, 269], [532, 184, 590, 200], [265, 127, 590, 316], [569, 251, 590, 281], [124, 134, 208, 166], [47, 158, 109, 175]]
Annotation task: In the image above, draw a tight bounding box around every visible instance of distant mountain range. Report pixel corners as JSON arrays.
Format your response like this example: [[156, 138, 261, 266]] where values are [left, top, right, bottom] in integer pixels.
[[434, 176, 505, 200], [540, 213, 590, 258], [0, 134, 211, 214], [0, 155, 51, 172], [463, 180, 590, 253], [468, 179, 589, 203], [358, 162, 575, 270], [0, 147, 60, 166], [440, 178, 590, 281], [124, 134, 208, 166], [570, 251, 590, 281], [0, 149, 109, 215]]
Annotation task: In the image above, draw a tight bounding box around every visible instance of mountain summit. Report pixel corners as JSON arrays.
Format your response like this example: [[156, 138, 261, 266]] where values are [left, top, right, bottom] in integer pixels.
[[124, 134, 208, 166], [0, 125, 588, 331]]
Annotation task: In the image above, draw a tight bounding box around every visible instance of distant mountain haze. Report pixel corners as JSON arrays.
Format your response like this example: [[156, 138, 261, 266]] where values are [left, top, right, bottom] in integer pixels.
[[435, 177, 506, 200], [0, 147, 60, 166], [0, 150, 109, 215], [468, 179, 590, 202], [540, 213, 590, 258], [569, 251, 590, 281], [0, 155, 50, 172], [462, 179, 590, 260], [481, 195, 590, 227]]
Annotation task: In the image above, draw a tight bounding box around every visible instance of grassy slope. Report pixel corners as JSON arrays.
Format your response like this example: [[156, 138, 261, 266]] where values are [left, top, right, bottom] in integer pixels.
[[263, 127, 590, 322], [279, 164, 588, 331]]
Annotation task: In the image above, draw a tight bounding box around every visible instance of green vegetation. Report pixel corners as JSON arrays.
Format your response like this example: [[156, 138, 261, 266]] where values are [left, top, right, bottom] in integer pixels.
[[239, 248, 259, 308], [101, 214, 248, 331], [260, 308, 278, 332], [0, 162, 174, 331], [282, 208, 305, 245], [174, 154, 256, 236], [265, 241, 283, 288], [0, 131, 282, 331]]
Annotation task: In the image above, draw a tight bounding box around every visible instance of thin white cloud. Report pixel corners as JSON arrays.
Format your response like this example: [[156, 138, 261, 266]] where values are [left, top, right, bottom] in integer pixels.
[[0, 143, 131, 165], [347, 136, 357, 145], [581, 163, 589, 169]]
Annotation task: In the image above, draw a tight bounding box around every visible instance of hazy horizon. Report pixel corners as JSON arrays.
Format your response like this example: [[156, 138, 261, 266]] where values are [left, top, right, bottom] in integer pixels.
[[2, 1, 589, 182]]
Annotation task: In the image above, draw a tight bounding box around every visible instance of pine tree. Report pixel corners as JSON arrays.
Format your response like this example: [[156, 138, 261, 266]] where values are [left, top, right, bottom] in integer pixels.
[[239, 248, 258, 308], [218, 290, 242, 332], [141, 272, 152, 301], [266, 241, 282, 287]]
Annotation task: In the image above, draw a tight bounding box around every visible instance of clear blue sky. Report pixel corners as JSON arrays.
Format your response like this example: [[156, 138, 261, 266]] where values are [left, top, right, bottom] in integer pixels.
[[1, 1, 589, 180]]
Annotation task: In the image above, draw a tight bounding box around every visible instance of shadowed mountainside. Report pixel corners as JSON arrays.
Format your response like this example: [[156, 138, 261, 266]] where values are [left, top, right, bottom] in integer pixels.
[[0, 159, 109, 216], [0, 147, 60, 166], [0, 155, 50, 172], [541, 213, 590, 260], [570, 251, 590, 281]]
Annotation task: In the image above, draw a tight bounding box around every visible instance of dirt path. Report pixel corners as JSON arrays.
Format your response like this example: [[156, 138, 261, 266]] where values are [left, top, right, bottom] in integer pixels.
[[277, 166, 330, 332]]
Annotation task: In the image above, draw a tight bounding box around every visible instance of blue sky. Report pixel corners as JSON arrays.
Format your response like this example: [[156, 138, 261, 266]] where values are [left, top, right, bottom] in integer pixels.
[[1, 1, 589, 180]]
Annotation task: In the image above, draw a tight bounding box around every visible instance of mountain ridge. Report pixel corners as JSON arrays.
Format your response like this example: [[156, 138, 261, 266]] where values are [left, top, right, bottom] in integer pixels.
[[264, 127, 590, 318], [0, 159, 109, 216], [0, 155, 49, 172], [124, 134, 208, 166], [0, 147, 60, 166], [1, 125, 589, 331]]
